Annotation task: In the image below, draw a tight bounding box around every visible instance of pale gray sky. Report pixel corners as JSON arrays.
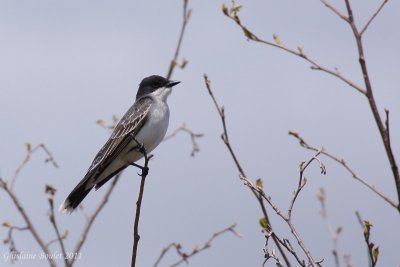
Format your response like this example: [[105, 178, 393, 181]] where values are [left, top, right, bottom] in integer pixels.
[[1, 0, 399, 266]]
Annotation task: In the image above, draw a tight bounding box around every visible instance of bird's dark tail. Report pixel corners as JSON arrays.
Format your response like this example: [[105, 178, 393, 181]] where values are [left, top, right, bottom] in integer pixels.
[[59, 176, 94, 214]]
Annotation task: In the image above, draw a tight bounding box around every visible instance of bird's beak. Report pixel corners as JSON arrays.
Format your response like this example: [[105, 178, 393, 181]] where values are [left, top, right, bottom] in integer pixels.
[[166, 80, 181, 88]]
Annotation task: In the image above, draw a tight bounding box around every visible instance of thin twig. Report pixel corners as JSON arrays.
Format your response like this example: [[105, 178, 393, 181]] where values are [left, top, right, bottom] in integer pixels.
[[360, 0, 389, 35], [163, 123, 203, 157], [131, 175, 147, 267], [343, 254, 355, 267], [2, 224, 29, 262], [11, 143, 58, 191], [222, 3, 366, 95], [262, 225, 305, 266], [289, 131, 398, 209], [318, 188, 342, 267], [153, 243, 181, 267], [237, 149, 326, 266], [239, 169, 322, 267], [132, 1, 192, 265], [152, 224, 240, 267], [384, 109, 391, 147], [46, 232, 68, 248], [46, 185, 69, 266], [130, 140, 152, 267], [68, 174, 120, 266], [287, 151, 326, 220], [344, 0, 400, 210], [203, 74, 292, 266], [0, 177, 57, 267], [355, 212, 379, 267], [166, 0, 191, 80], [319, 0, 349, 22], [224, 0, 400, 209], [1, 144, 58, 267]]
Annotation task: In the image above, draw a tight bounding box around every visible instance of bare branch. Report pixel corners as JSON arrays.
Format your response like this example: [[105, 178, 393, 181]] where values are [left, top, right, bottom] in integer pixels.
[[11, 143, 58, 191], [69, 174, 121, 266], [0, 177, 57, 267], [222, 2, 366, 95], [2, 223, 29, 262], [166, 0, 191, 80], [318, 188, 342, 267], [343, 0, 400, 209], [239, 170, 322, 267], [355, 212, 379, 267], [224, 0, 400, 207], [384, 109, 391, 147], [319, 0, 349, 22], [343, 254, 355, 267], [46, 184, 69, 266], [204, 74, 292, 266], [360, 0, 389, 35], [46, 229, 68, 248], [96, 115, 119, 133], [289, 131, 398, 209], [163, 123, 204, 157], [237, 147, 326, 267], [287, 150, 326, 220], [153, 224, 240, 267], [131, 140, 152, 267], [132, 1, 193, 265], [153, 243, 181, 267], [261, 225, 305, 266]]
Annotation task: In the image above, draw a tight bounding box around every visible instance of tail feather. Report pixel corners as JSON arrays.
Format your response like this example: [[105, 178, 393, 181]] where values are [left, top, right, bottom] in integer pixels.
[[59, 161, 128, 214], [59, 177, 94, 214]]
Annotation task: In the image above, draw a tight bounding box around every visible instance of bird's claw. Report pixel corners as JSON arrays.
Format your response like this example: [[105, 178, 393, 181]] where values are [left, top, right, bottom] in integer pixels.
[[137, 166, 149, 177]]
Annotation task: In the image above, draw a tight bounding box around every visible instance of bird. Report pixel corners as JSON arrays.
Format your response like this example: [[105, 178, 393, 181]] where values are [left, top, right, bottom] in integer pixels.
[[59, 75, 180, 213]]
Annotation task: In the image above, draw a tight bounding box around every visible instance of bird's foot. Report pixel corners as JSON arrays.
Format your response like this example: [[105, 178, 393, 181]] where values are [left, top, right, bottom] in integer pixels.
[[130, 162, 149, 177]]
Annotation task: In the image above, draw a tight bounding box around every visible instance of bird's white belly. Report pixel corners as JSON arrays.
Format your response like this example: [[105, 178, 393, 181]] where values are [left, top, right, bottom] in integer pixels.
[[95, 102, 169, 183], [125, 104, 169, 163]]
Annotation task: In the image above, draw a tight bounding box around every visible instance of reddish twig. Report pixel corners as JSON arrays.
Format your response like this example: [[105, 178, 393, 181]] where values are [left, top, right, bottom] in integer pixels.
[[224, 0, 400, 209], [0, 178, 57, 267], [0, 144, 59, 267], [46, 184, 69, 266], [261, 222, 306, 266], [166, 0, 191, 80], [132, 1, 193, 265], [318, 188, 342, 267], [130, 142, 152, 267], [343, 0, 399, 206], [204, 74, 316, 267], [355, 212, 379, 267], [153, 224, 240, 267], [289, 131, 397, 209], [360, 0, 389, 35], [238, 147, 325, 267], [10, 143, 58, 191], [69, 174, 120, 266], [222, 2, 366, 95], [319, 0, 349, 22], [2, 224, 29, 262], [164, 123, 203, 157]]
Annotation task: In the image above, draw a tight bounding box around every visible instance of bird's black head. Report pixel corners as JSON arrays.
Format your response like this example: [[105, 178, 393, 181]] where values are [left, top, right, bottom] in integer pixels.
[[136, 75, 180, 99]]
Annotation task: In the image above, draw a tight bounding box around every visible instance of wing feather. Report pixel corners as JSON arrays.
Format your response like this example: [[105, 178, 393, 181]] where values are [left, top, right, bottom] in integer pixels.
[[86, 97, 152, 176], [60, 96, 153, 212]]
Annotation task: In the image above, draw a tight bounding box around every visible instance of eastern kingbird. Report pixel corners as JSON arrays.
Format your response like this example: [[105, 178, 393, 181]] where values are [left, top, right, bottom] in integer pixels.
[[60, 75, 180, 213]]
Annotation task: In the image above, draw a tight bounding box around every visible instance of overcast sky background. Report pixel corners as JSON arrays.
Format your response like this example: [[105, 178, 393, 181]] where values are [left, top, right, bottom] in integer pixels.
[[1, 0, 399, 266]]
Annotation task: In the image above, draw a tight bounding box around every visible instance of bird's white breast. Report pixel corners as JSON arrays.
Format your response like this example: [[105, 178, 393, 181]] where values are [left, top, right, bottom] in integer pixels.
[[136, 101, 170, 153]]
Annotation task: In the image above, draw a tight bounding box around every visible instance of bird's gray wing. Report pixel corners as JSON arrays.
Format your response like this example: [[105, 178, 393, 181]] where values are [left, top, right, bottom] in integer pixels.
[[86, 96, 153, 178], [60, 96, 153, 212]]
